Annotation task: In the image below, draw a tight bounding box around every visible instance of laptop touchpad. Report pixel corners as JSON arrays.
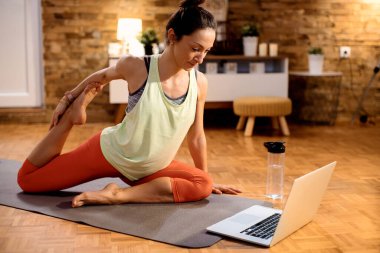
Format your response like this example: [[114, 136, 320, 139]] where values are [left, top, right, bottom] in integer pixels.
[[230, 213, 261, 225]]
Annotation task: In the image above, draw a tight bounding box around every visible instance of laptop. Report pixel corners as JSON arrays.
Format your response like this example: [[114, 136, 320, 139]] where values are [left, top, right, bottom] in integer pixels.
[[207, 161, 336, 247]]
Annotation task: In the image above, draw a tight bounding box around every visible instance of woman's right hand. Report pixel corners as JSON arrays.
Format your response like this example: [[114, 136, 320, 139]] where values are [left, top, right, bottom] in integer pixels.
[[49, 100, 69, 130]]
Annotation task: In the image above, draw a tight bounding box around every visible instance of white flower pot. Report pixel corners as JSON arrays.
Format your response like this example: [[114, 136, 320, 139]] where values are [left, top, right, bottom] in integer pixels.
[[308, 54, 324, 74], [243, 36, 258, 56]]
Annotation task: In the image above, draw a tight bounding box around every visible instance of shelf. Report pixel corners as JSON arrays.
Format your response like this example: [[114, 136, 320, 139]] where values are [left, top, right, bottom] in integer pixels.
[[108, 55, 289, 106], [289, 71, 342, 77], [205, 55, 286, 61], [200, 56, 289, 102], [199, 56, 287, 74], [206, 72, 288, 102]]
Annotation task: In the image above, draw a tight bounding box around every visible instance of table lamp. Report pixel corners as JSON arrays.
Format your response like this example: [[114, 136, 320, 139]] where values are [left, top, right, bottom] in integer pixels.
[[117, 18, 144, 56]]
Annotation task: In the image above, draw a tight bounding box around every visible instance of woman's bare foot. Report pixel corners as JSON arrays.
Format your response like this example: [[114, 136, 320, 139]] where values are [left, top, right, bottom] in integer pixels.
[[68, 82, 102, 125], [72, 183, 122, 208]]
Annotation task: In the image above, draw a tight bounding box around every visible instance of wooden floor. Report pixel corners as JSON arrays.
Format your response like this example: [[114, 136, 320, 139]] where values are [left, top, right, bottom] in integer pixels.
[[0, 122, 379, 252]]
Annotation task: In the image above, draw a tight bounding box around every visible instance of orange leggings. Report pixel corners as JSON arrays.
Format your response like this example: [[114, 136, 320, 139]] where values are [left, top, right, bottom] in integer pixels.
[[17, 133, 213, 203]]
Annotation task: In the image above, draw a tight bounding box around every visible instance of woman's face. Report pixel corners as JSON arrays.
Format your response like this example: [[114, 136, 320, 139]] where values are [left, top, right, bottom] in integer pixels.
[[171, 28, 216, 71]]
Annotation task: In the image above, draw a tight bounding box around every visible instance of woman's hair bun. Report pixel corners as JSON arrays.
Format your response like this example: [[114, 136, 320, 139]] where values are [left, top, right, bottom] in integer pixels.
[[179, 0, 205, 8], [166, 0, 216, 42]]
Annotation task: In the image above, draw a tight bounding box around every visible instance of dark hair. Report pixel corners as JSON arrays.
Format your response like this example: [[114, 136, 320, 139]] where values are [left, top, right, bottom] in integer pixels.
[[166, 0, 217, 43]]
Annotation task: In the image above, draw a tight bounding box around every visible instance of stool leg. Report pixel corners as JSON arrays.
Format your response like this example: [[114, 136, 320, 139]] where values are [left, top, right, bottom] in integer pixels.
[[244, 117, 255, 136], [278, 116, 290, 136], [271, 117, 280, 130], [236, 116, 247, 130]]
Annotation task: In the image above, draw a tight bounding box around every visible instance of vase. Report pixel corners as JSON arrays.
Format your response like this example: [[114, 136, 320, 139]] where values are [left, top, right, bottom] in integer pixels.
[[243, 36, 258, 56], [308, 54, 324, 74]]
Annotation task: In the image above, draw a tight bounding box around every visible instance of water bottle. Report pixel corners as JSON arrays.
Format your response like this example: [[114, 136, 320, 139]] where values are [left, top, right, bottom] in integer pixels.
[[264, 142, 285, 200]]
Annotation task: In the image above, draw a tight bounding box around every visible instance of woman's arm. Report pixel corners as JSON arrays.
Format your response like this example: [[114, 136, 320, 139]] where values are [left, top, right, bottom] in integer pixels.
[[50, 65, 123, 128], [51, 56, 144, 128], [68, 55, 145, 98], [187, 71, 242, 195], [187, 71, 208, 171], [67, 65, 124, 100]]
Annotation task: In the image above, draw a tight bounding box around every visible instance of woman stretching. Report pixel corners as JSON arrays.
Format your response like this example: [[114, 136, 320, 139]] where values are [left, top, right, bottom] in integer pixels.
[[18, 0, 241, 208]]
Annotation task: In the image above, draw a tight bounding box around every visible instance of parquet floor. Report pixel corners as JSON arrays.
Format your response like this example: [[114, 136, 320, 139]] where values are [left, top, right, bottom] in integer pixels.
[[0, 122, 379, 252]]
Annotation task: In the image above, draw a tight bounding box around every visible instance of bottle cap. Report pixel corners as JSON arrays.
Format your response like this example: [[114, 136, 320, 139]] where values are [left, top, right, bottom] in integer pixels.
[[264, 142, 285, 153]]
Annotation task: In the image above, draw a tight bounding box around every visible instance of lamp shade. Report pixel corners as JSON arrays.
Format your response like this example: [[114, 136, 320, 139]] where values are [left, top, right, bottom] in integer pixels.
[[117, 18, 142, 41]]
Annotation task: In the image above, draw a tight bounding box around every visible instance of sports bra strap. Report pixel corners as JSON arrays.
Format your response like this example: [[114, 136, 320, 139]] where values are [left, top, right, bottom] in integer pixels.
[[144, 56, 151, 72]]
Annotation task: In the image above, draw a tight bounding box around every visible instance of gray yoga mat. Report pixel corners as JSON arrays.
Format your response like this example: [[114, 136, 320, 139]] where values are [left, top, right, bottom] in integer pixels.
[[0, 159, 271, 248]]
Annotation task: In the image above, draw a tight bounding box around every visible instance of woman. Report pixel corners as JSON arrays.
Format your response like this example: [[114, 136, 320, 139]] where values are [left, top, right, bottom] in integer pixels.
[[18, 0, 241, 208]]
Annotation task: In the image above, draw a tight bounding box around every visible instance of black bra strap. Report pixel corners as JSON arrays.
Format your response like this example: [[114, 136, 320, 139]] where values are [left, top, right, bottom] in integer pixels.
[[144, 56, 151, 72]]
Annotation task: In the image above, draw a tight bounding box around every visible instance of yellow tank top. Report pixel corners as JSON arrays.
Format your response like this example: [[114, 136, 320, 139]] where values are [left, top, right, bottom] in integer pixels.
[[100, 55, 198, 181]]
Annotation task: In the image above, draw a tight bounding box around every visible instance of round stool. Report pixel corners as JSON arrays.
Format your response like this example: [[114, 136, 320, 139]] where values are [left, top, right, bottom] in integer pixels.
[[233, 96, 292, 136]]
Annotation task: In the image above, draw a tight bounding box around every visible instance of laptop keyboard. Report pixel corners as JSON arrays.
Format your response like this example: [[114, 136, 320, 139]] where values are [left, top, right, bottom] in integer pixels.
[[240, 213, 281, 239]]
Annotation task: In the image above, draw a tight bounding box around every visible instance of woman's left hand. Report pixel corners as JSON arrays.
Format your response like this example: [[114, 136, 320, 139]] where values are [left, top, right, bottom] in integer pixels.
[[212, 184, 242, 195]]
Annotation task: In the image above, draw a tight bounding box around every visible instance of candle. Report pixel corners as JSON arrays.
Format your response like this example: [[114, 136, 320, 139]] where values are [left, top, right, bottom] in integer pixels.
[[269, 43, 278, 57], [259, 43, 267, 57]]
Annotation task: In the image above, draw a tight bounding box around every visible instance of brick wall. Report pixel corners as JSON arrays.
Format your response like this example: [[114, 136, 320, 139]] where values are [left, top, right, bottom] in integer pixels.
[[1, 0, 379, 123], [41, 0, 177, 123], [227, 0, 380, 122]]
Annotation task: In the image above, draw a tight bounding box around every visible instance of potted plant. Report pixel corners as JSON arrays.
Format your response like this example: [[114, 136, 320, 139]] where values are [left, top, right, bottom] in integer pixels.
[[308, 47, 324, 74], [139, 28, 159, 55], [241, 23, 259, 56]]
